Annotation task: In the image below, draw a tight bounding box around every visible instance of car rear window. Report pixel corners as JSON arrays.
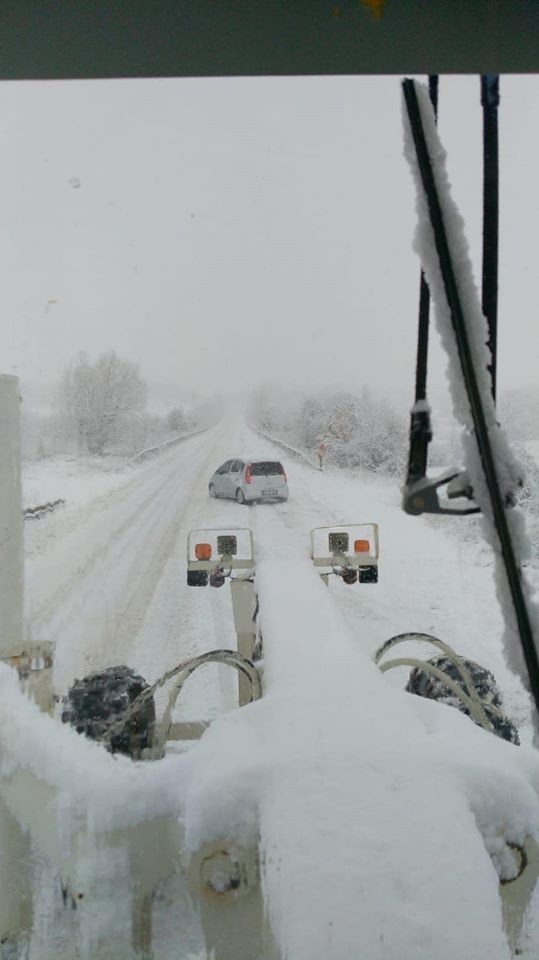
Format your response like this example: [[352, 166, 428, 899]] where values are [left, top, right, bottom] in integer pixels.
[[249, 461, 284, 476]]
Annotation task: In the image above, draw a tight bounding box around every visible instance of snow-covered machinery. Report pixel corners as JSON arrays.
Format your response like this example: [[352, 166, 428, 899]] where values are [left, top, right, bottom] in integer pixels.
[[0, 393, 264, 958], [375, 631, 539, 952], [375, 632, 520, 744], [187, 527, 260, 705], [2, 12, 539, 950], [2, 367, 538, 957], [0, 376, 54, 710], [310, 523, 379, 586]]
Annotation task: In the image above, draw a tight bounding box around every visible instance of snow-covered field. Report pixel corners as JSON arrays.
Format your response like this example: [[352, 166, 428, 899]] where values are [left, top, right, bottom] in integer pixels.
[[9, 420, 539, 958], [22, 456, 140, 513]]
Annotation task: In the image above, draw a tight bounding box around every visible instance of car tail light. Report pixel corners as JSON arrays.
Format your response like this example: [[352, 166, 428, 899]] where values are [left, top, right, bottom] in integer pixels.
[[245, 464, 252, 484], [283, 469, 288, 482], [354, 539, 370, 553], [195, 543, 212, 560]]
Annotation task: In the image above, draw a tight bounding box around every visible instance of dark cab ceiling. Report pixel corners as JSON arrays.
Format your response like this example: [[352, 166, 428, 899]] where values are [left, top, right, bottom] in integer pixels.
[[1, 1, 538, 81]]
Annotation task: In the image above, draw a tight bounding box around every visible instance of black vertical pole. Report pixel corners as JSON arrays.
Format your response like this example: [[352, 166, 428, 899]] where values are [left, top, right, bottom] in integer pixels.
[[415, 75, 439, 404], [407, 76, 438, 487], [403, 77, 539, 722], [481, 74, 500, 402]]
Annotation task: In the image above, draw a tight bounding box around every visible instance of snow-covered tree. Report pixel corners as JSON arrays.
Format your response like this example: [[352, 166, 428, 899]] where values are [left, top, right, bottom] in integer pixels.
[[301, 395, 326, 450], [250, 386, 406, 475], [60, 351, 147, 455], [165, 406, 187, 434]]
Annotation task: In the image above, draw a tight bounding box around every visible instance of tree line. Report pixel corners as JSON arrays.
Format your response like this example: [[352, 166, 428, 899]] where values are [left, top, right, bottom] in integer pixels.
[[250, 386, 407, 476], [22, 351, 202, 460], [61, 351, 148, 455]]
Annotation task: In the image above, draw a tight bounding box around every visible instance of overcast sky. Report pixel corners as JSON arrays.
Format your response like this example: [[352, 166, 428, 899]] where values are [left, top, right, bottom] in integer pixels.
[[1, 74, 537, 411]]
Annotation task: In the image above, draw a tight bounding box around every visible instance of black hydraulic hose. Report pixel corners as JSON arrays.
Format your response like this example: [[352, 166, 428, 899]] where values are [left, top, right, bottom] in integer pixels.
[[481, 75, 500, 401], [402, 78, 539, 720]]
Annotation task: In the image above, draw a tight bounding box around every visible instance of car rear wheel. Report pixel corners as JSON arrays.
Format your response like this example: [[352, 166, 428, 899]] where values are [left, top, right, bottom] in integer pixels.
[[236, 488, 246, 504], [209, 483, 216, 498]]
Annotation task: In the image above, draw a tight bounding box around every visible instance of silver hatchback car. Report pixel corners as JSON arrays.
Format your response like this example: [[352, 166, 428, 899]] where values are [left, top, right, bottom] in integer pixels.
[[208, 459, 288, 504]]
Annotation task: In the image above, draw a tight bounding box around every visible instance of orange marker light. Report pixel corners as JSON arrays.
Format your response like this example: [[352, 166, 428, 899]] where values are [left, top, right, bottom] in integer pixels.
[[195, 543, 212, 561], [354, 539, 370, 553]]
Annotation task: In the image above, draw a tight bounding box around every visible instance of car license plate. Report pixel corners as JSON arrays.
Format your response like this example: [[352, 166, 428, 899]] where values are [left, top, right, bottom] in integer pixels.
[[263, 489, 278, 496]]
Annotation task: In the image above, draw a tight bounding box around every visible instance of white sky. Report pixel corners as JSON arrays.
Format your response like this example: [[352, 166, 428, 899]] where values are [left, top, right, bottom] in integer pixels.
[[1, 74, 538, 410]]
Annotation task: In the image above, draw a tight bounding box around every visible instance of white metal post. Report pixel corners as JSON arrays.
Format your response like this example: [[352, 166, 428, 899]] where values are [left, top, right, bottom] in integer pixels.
[[187, 839, 278, 960], [0, 375, 24, 658], [0, 377, 31, 952], [499, 836, 539, 955], [230, 579, 258, 706], [0, 797, 32, 949]]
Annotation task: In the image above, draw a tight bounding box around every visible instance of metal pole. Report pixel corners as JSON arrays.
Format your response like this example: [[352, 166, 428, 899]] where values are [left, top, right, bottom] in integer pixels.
[[406, 76, 438, 490], [415, 76, 438, 403], [481, 74, 500, 401], [0, 375, 24, 657], [416, 78, 439, 375], [0, 797, 32, 946], [230, 579, 258, 706]]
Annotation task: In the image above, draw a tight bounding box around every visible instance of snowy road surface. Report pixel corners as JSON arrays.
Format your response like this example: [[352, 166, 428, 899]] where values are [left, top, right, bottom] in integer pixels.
[[24, 418, 528, 719], [20, 419, 539, 959]]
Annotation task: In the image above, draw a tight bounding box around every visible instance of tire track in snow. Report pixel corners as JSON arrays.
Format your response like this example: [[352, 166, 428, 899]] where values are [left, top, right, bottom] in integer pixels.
[[126, 465, 248, 719], [27, 440, 208, 626], [25, 433, 221, 692], [105, 444, 222, 661]]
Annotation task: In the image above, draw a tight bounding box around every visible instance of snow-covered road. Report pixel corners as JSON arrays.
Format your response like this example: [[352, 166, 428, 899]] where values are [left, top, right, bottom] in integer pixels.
[[25, 419, 527, 718], [19, 418, 539, 960], [25, 431, 219, 693], [242, 425, 530, 729]]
